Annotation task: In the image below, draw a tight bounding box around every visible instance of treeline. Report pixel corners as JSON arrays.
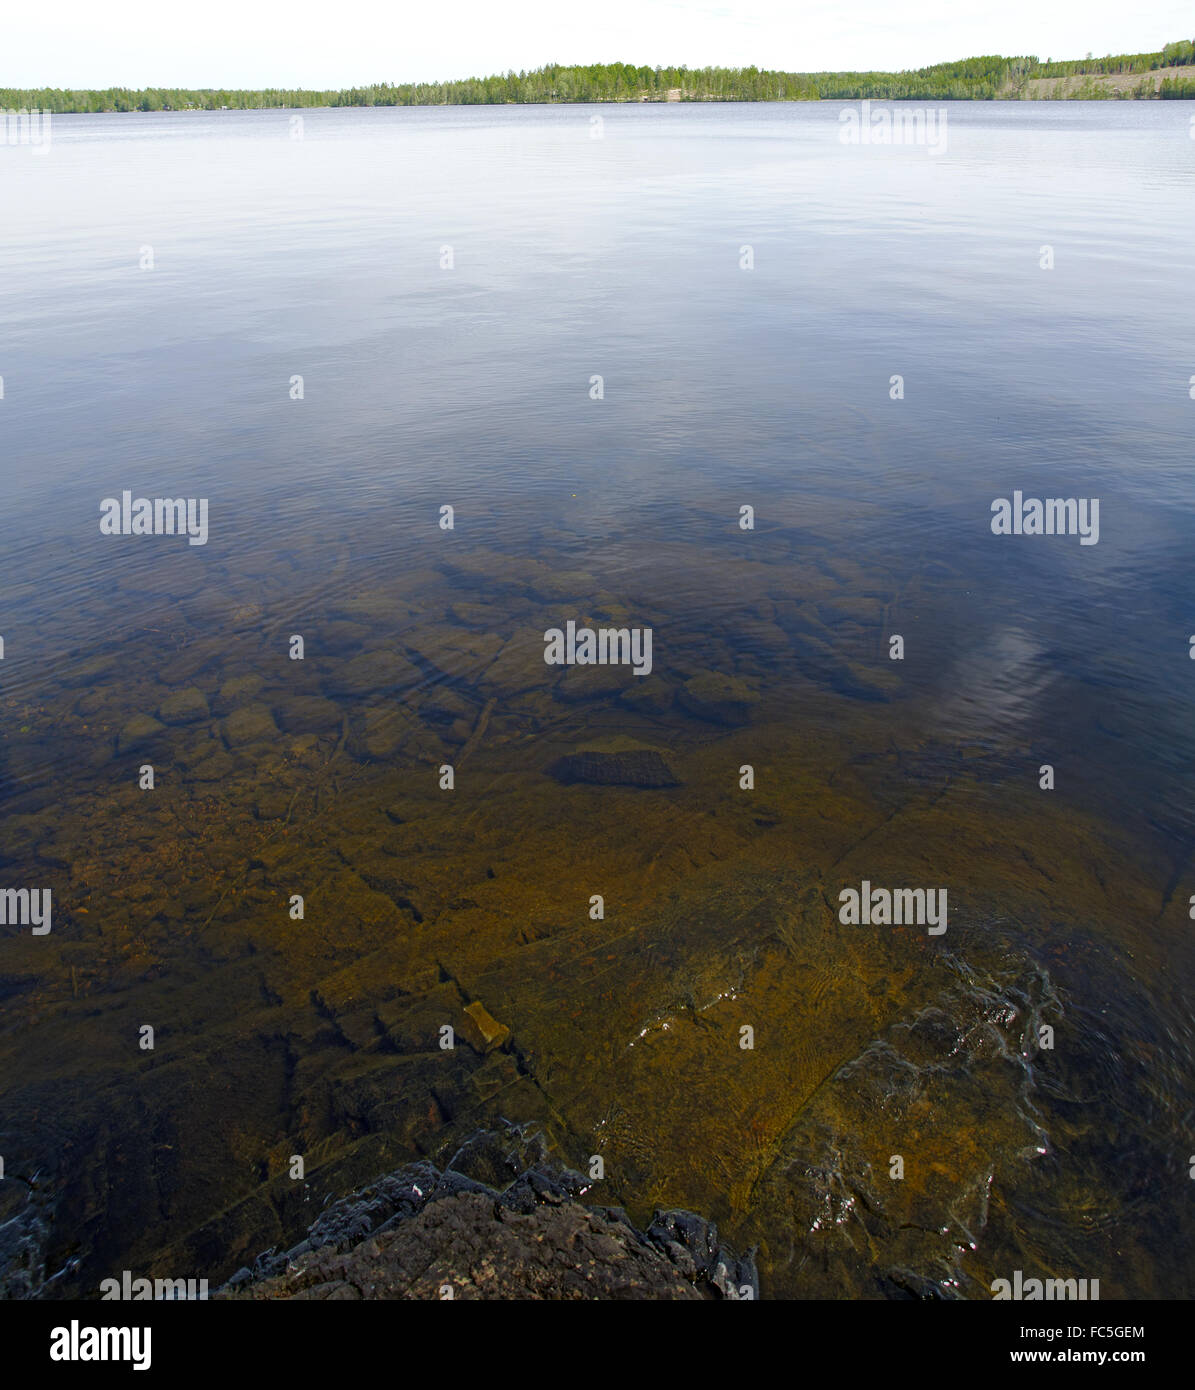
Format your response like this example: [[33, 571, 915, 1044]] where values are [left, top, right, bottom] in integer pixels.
[[3, 43, 1193, 112], [1030, 39, 1193, 78], [0, 59, 1027, 111], [0, 60, 1027, 111], [1159, 75, 1195, 97], [812, 55, 1033, 100], [0, 87, 343, 113]]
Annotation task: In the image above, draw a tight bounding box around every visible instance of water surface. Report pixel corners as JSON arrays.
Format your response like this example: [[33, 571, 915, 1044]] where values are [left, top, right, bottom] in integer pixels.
[[1, 101, 1193, 1299]]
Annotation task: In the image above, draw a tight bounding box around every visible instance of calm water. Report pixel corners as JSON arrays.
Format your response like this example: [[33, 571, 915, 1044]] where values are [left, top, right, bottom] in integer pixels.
[[1, 101, 1193, 1299]]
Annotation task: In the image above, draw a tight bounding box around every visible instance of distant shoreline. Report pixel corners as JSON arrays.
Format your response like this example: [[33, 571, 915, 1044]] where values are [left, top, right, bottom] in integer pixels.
[[6, 44, 1194, 112]]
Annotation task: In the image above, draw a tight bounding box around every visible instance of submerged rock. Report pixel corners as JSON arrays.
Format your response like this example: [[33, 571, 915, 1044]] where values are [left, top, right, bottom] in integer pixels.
[[156, 686, 209, 725], [463, 1001, 511, 1053], [619, 678, 673, 715], [189, 750, 236, 782], [449, 601, 503, 629], [551, 741, 680, 788], [554, 665, 633, 702], [789, 632, 894, 702], [277, 695, 343, 735], [347, 707, 417, 760], [213, 674, 265, 715], [678, 672, 758, 725], [221, 703, 278, 747], [403, 626, 504, 682], [313, 620, 372, 656], [324, 649, 421, 697], [116, 714, 166, 753], [482, 633, 559, 697]]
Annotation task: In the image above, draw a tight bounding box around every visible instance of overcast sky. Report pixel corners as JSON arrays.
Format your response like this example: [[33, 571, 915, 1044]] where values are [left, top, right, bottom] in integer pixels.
[[6, 0, 1191, 88]]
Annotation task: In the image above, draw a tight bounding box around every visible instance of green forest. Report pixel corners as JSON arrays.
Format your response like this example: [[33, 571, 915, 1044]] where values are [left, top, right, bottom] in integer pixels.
[[4, 42, 1194, 113]]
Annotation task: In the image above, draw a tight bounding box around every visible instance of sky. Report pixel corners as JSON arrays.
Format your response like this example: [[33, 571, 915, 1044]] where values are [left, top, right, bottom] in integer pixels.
[[4, 0, 1192, 88]]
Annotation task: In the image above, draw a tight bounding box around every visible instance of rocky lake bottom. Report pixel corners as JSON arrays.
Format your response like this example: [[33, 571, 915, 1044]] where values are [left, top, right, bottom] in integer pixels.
[[2, 518, 1192, 1299]]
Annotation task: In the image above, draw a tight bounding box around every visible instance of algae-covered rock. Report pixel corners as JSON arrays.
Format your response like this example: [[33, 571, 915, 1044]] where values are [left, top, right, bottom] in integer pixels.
[[678, 673, 758, 725], [254, 789, 293, 820], [324, 649, 421, 697], [156, 647, 217, 686], [189, 750, 236, 782], [221, 703, 279, 747], [157, 687, 210, 725], [314, 621, 372, 656], [735, 619, 792, 658], [481, 632, 558, 697], [348, 706, 417, 760], [554, 665, 633, 702], [116, 714, 167, 753], [420, 687, 476, 727], [619, 678, 673, 715], [177, 735, 220, 769], [62, 653, 119, 687], [403, 626, 503, 683], [449, 602, 503, 629], [551, 738, 680, 788], [527, 569, 597, 604], [230, 602, 264, 628], [789, 632, 894, 701], [213, 674, 265, 715], [326, 593, 415, 626], [277, 695, 343, 735], [816, 597, 884, 628]]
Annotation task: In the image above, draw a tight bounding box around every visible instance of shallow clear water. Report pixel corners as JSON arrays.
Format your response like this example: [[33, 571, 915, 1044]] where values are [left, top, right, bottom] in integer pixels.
[[1, 101, 1193, 1299]]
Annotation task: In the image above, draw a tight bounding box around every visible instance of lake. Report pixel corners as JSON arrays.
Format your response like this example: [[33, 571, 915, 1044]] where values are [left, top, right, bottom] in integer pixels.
[[1, 99, 1193, 1298]]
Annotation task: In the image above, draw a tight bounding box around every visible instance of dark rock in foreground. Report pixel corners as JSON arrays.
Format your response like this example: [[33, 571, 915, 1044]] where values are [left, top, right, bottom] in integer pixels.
[[550, 744, 680, 788], [219, 1130, 754, 1301]]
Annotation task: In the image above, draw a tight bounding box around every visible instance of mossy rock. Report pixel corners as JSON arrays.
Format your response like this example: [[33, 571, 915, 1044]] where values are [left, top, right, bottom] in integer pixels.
[[619, 678, 673, 715], [189, 750, 237, 782], [116, 714, 167, 753], [678, 673, 759, 725], [403, 626, 504, 682], [221, 703, 279, 747], [348, 707, 417, 760], [449, 602, 503, 629], [555, 664, 633, 702], [324, 649, 421, 697], [214, 674, 265, 715], [313, 621, 372, 656], [790, 633, 893, 701], [277, 696, 343, 735], [550, 737, 680, 788], [157, 687, 210, 725], [481, 633, 558, 697]]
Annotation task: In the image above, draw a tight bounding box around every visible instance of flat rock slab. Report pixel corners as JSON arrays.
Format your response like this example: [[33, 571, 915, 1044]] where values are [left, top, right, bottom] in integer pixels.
[[464, 1000, 511, 1052], [678, 672, 759, 725]]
